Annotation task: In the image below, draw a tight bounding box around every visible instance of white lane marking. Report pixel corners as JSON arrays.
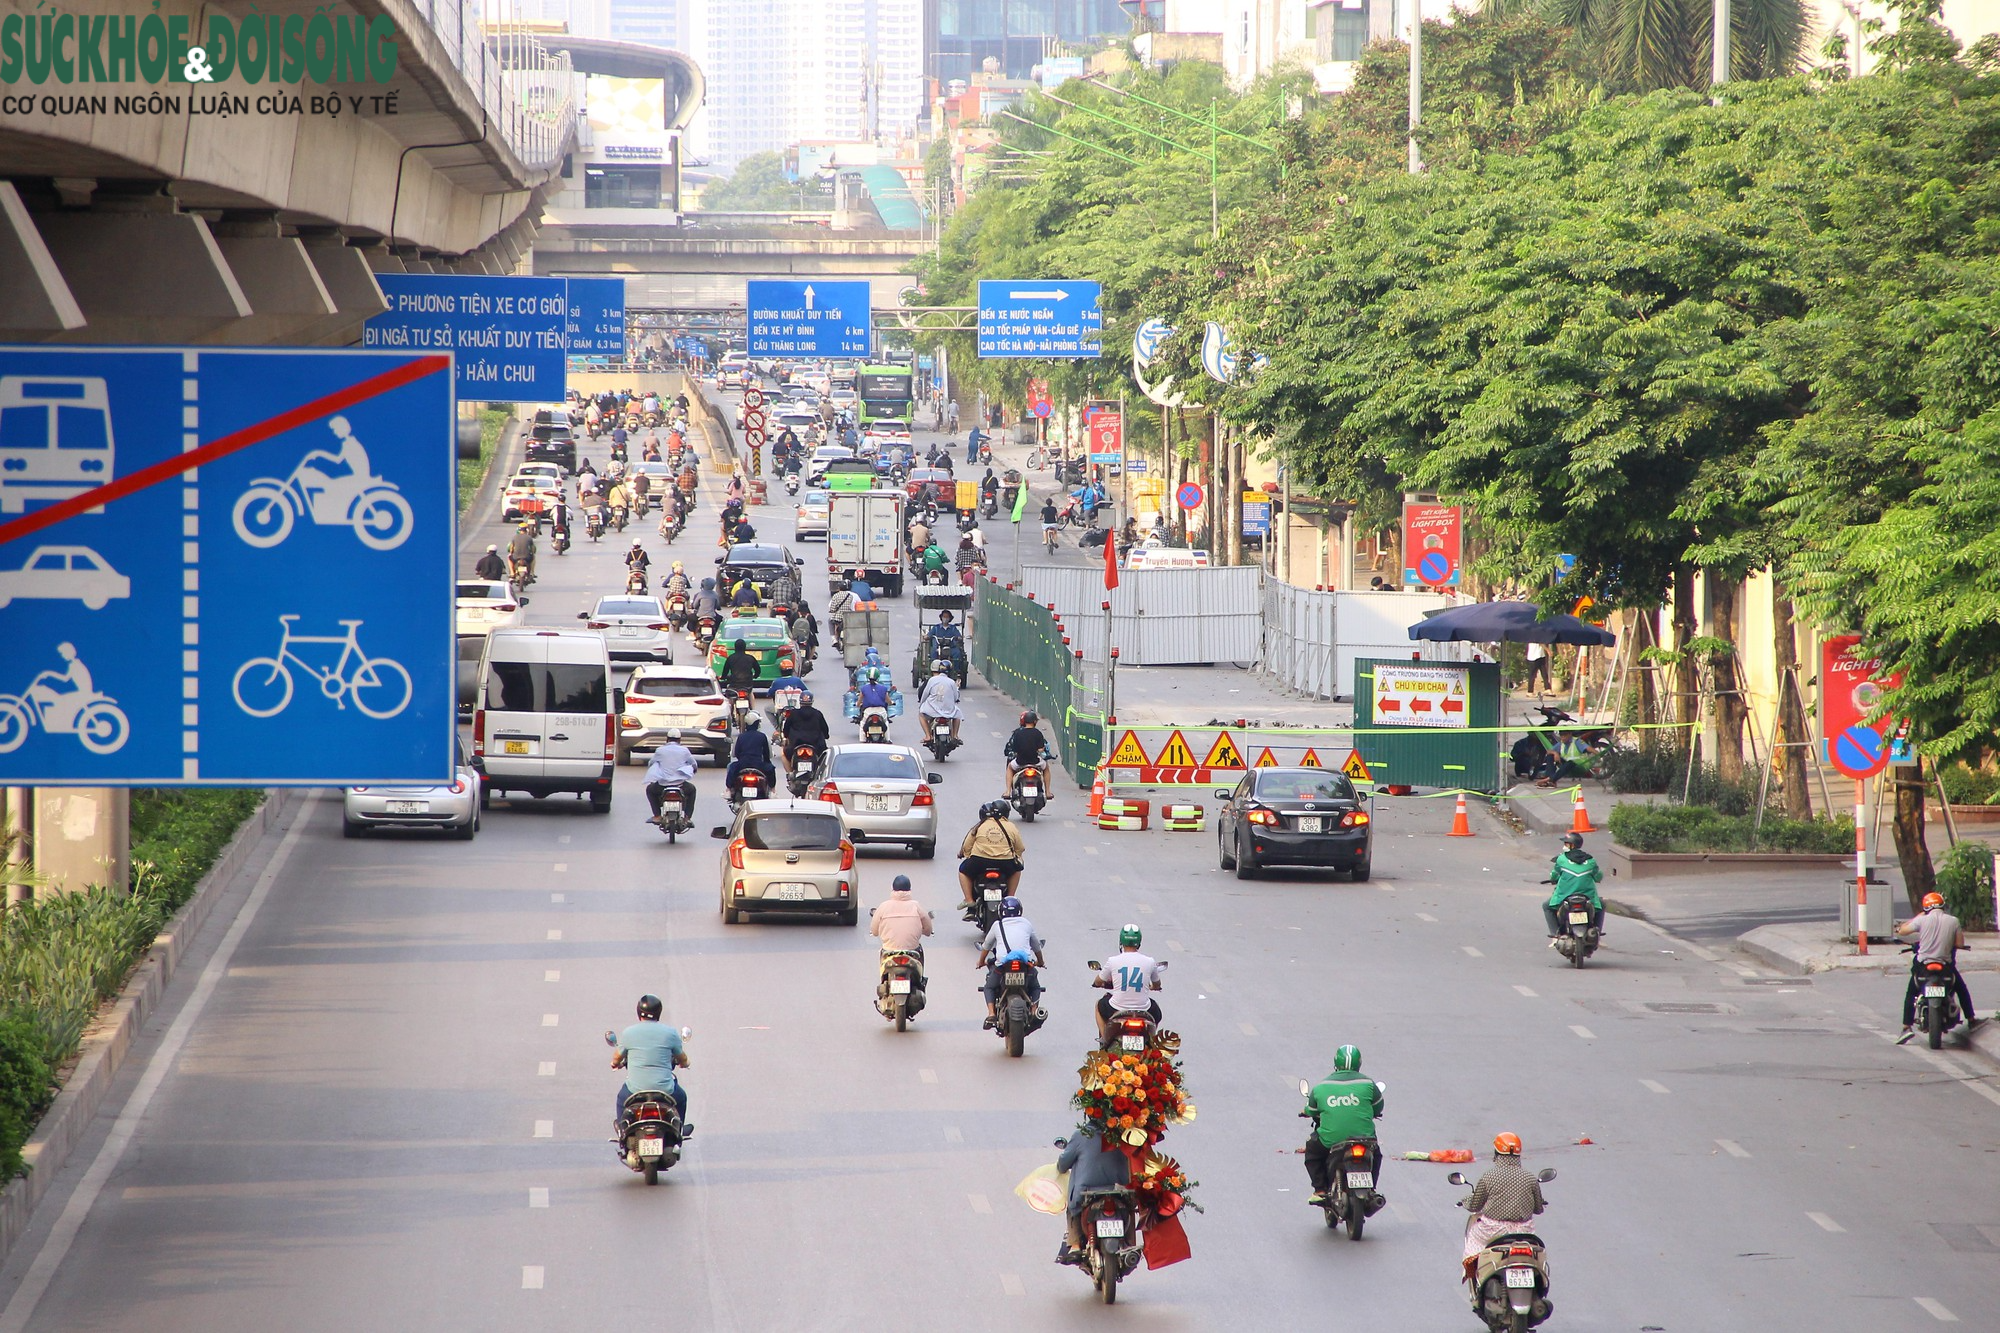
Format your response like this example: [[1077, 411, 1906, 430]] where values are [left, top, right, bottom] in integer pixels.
[[559, 835, 571, 844], [1166, 940, 1186, 953], [553, 863, 568, 872], [522, 1266, 545, 1290], [976, 711, 989, 719], [545, 970, 560, 982], [1915, 1297, 1959, 1322], [534, 1120, 554, 1139], [1416, 912, 1438, 923], [1461, 946, 1483, 958], [989, 730, 1003, 738], [1136, 903, 1153, 914], [969, 1193, 993, 1214], [542, 1014, 560, 1027], [1513, 985, 1538, 998], [1640, 1079, 1670, 1094], [1569, 1025, 1596, 1040], [1806, 1212, 1843, 1232], [1082, 845, 1099, 856], [551, 893, 566, 903], [1238, 1023, 1259, 1037], [919, 1068, 939, 1084], [529, 1188, 549, 1209], [547, 929, 563, 941], [1202, 981, 1220, 995], [1717, 1139, 1750, 1158], [944, 1126, 964, 1144], [1906, 1046, 2000, 1110], [1375, 883, 1394, 892], [1110, 875, 1129, 885], [1000, 1274, 1025, 1297], [538, 1062, 556, 1077], [0, 793, 320, 1333]]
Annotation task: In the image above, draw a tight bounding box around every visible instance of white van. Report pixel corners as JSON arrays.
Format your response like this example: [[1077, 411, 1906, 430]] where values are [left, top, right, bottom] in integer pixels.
[[472, 628, 618, 811]]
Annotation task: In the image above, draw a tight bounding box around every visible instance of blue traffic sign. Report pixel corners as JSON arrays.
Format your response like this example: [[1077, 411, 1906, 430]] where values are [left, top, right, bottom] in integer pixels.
[[1241, 497, 1272, 537], [746, 280, 872, 358], [364, 274, 568, 401], [978, 280, 1102, 358], [565, 278, 627, 357], [1831, 724, 1889, 779], [0, 347, 457, 786], [1418, 550, 1451, 584]]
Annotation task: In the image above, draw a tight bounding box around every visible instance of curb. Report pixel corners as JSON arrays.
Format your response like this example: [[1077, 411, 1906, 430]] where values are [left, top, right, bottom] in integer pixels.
[[0, 787, 299, 1266], [1737, 930, 1811, 977]]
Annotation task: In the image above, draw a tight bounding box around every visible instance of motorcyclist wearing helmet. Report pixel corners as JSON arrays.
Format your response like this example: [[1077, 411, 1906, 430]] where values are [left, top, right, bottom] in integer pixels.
[[720, 637, 761, 695], [780, 691, 832, 776], [507, 521, 537, 584], [724, 713, 777, 794], [625, 539, 651, 575], [1090, 924, 1163, 1047], [661, 560, 691, 600], [612, 994, 689, 1135], [920, 538, 949, 579], [1462, 1134, 1545, 1282], [690, 577, 722, 622], [870, 875, 934, 1012], [957, 799, 1026, 915], [1301, 1044, 1386, 1210], [1895, 890, 1979, 1043], [643, 727, 699, 824], [1543, 832, 1604, 941], [975, 896, 1046, 1029], [857, 665, 894, 714], [474, 543, 507, 582], [1004, 711, 1049, 792]]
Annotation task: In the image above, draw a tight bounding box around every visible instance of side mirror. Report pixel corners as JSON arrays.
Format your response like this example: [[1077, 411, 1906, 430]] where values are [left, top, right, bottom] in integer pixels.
[[1086, 959, 1102, 971], [928, 772, 943, 783], [577, 611, 590, 620], [1213, 790, 1232, 800], [602, 1030, 618, 1046], [1537, 1168, 1557, 1182], [1297, 1078, 1311, 1097], [1053, 1137, 1068, 1149], [1447, 1172, 1469, 1187], [709, 826, 730, 839], [680, 1026, 693, 1040]]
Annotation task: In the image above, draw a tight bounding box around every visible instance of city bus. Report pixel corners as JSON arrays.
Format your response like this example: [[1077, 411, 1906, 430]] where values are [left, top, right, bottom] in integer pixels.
[[856, 364, 914, 426]]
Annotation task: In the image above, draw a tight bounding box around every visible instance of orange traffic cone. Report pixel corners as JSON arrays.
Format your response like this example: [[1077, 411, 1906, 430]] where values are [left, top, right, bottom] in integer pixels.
[[1089, 762, 1107, 818], [1570, 786, 1594, 834], [1448, 791, 1473, 837]]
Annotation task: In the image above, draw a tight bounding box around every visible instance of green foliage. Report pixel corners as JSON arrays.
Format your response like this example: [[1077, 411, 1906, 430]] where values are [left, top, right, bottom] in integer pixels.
[[1607, 801, 1852, 852], [698, 152, 830, 212], [0, 1016, 52, 1179], [457, 407, 511, 515], [1933, 839, 1996, 930], [1527, 0, 1810, 92], [130, 789, 265, 912], [1937, 763, 2000, 806]]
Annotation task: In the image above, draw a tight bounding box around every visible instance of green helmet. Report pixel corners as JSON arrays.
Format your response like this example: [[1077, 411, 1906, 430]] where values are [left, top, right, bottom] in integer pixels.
[[1118, 923, 1142, 948], [1333, 1044, 1362, 1074]]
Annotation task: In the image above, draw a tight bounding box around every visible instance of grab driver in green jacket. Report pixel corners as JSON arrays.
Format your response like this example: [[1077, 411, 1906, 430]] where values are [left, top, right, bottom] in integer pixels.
[[1543, 832, 1605, 941], [1301, 1044, 1386, 1210]]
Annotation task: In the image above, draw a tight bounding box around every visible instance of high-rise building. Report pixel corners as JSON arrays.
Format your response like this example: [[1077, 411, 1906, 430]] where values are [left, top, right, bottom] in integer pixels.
[[925, 0, 1131, 84], [610, 0, 689, 49]]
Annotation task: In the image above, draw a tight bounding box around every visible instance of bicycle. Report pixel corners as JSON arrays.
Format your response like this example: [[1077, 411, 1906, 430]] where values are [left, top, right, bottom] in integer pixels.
[[233, 616, 412, 719], [1043, 523, 1060, 553]]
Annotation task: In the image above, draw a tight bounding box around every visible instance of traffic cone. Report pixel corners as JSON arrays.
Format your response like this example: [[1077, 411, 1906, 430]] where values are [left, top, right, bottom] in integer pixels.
[[1448, 792, 1473, 837], [1570, 786, 1594, 834], [1089, 762, 1107, 818]]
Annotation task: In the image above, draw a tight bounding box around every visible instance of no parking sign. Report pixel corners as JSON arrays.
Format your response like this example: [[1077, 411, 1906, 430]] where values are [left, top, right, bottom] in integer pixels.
[[1176, 482, 1204, 512]]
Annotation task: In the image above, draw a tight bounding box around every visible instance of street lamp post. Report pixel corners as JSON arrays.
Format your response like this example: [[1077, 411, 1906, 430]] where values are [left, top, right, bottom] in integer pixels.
[[1408, 0, 1423, 174]]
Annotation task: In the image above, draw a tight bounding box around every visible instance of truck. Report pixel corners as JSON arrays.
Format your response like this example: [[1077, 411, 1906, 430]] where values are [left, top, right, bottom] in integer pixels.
[[827, 488, 907, 596]]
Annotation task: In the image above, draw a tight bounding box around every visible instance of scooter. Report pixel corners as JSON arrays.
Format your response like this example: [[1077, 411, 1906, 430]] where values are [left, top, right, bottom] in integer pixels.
[[1551, 892, 1601, 968], [785, 741, 819, 797], [1010, 764, 1048, 822], [925, 714, 960, 762], [651, 782, 693, 843], [625, 569, 649, 596], [551, 525, 570, 555], [859, 707, 890, 743], [665, 593, 690, 631], [726, 766, 769, 811], [1057, 1162, 1142, 1305], [1449, 1167, 1559, 1332], [604, 1028, 691, 1186], [1907, 944, 1966, 1049], [784, 472, 801, 495], [873, 938, 927, 1031], [967, 864, 1009, 936], [725, 689, 755, 732], [988, 957, 1045, 1057], [586, 509, 606, 543], [1298, 1082, 1385, 1241], [612, 504, 630, 532], [981, 492, 999, 519], [694, 614, 717, 650]]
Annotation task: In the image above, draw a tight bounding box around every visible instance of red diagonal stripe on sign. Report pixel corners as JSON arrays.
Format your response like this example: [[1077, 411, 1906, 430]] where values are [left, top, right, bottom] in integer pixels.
[[0, 354, 451, 550]]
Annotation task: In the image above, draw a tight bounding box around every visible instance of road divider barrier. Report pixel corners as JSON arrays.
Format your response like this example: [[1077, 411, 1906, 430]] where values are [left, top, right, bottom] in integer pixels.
[[1097, 797, 1150, 831], [1161, 804, 1206, 832]]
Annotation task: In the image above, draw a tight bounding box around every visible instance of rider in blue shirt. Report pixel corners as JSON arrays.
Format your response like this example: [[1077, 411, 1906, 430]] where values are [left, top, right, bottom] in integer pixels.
[[613, 995, 688, 1131], [858, 668, 893, 711], [725, 715, 777, 790]]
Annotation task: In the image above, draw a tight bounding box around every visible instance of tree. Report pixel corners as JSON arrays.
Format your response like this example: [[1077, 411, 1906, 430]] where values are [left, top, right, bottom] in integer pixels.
[[698, 152, 828, 212], [1495, 0, 1810, 91]]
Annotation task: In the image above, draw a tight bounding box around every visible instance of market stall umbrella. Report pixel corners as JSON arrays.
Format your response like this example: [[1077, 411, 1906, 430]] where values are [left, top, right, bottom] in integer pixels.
[[1408, 601, 1615, 646]]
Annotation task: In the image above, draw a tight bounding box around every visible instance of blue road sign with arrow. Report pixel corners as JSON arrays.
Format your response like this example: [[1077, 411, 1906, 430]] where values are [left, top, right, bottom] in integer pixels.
[[746, 280, 872, 359], [0, 347, 457, 786], [977, 280, 1102, 358], [364, 274, 568, 402]]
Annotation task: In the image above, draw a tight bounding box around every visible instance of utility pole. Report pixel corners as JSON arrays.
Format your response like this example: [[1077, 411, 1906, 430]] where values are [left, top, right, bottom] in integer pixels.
[[1712, 0, 1731, 86], [1408, 0, 1423, 174]]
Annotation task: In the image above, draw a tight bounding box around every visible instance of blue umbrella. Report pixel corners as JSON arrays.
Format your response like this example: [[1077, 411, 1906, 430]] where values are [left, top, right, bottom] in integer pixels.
[[1408, 601, 1615, 646]]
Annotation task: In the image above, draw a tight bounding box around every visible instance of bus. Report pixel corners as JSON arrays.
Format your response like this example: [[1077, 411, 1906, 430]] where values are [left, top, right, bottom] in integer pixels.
[[856, 364, 913, 426]]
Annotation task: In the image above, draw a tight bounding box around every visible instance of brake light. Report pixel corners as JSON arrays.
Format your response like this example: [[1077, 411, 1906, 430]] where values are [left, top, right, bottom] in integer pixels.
[[603, 714, 616, 761], [449, 779, 466, 794], [472, 709, 485, 757], [1008, 959, 1024, 971], [819, 781, 841, 803], [587, 621, 609, 630], [352, 786, 369, 793], [648, 623, 673, 631], [1247, 808, 1280, 826], [913, 784, 934, 807], [1122, 1017, 1147, 1031], [839, 841, 855, 871], [1349, 1143, 1368, 1158], [698, 695, 724, 706], [1342, 811, 1371, 827], [498, 603, 517, 612], [638, 1106, 662, 1120], [1925, 961, 1944, 972], [729, 838, 746, 869], [1508, 1246, 1536, 1257]]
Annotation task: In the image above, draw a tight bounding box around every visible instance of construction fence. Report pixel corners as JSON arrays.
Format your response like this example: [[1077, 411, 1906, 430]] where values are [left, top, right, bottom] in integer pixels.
[[972, 579, 1104, 787]]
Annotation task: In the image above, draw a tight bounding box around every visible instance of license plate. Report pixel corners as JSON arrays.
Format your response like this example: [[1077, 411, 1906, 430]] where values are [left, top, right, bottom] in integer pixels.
[[386, 800, 427, 815], [637, 1139, 666, 1158], [861, 795, 896, 812], [888, 978, 912, 995], [772, 883, 809, 901], [983, 888, 1002, 902], [1925, 985, 1947, 997], [1095, 1219, 1126, 1238], [1505, 1268, 1535, 1289], [1121, 1035, 1146, 1051], [1345, 1171, 1374, 1188], [618, 626, 644, 637], [1569, 911, 1590, 924], [1022, 786, 1039, 797], [1298, 816, 1322, 833], [1004, 972, 1028, 986], [503, 740, 531, 755]]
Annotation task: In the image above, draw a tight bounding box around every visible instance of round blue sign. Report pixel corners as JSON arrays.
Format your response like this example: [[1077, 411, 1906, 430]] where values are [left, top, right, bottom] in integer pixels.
[[1417, 550, 1452, 584], [1029, 400, 1053, 419], [1831, 724, 1889, 779], [1176, 482, 1204, 512]]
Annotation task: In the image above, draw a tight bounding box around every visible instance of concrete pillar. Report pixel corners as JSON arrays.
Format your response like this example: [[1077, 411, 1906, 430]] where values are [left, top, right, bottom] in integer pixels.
[[360, 243, 407, 275], [298, 234, 389, 347], [3, 786, 32, 904], [39, 197, 251, 343], [206, 216, 341, 346], [0, 183, 85, 337], [31, 788, 129, 895]]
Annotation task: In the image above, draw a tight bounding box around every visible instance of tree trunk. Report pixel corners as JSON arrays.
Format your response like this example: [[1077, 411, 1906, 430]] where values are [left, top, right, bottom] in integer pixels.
[[1635, 609, 1660, 728], [1892, 771, 1934, 913], [1709, 577, 1747, 785], [1771, 588, 1811, 817], [1671, 566, 1698, 742]]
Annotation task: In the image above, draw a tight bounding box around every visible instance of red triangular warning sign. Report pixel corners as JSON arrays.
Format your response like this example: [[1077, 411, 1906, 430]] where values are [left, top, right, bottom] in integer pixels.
[[1155, 730, 1197, 767], [1201, 731, 1245, 769], [1107, 730, 1150, 766], [1253, 747, 1279, 768], [1341, 750, 1373, 781], [1298, 748, 1323, 768]]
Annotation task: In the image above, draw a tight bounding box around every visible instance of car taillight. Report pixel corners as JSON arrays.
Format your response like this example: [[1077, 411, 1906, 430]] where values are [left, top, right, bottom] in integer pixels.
[[818, 781, 841, 803], [913, 784, 934, 807], [498, 603, 517, 612], [1342, 811, 1371, 827], [1247, 808, 1280, 826], [449, 779, 466, 794], [352, 786, 369, 793], [472, 710, 485, 757], [626, 695, 653, 705], [648, 623, 673, 631], [729, 838, 746, 869], [839, 841, 855, 871], [620, 717, 640, 730], [603, 714, 616, 761], [698, 696, 724, 706], [587, 621, 609, 630]]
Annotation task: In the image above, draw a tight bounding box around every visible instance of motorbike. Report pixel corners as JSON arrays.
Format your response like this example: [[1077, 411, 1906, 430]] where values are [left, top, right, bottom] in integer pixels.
[[727, 765, 769, 811], [666, 594, 690, 631], [1551, 892, 1601, 967], [1908, 945, 1966, 1049], [1449, 1167, 1559, 1332], [1060, 1162, 1143, 1305], [1098, 1004, 1161, 1054], [634, 489, 652, 517], [921, 566, 948, 587], [551, 525, 570, 555], [1298, 1082, 1384, 1240], [859, 706, 890, 744], [612, 504, 629, 532], [981, 492, 999, 519], [625, 569, 649, 596], [989, 957, 1045, 1057], [585, 509, 606, 542], [925, 713, 960, 762], [957, 510, 979, 534], [967, 864, 1009, 935], [785, 741, 818, 797], [876, 942, 927, 1031], [603, 1028, 691, 1186], [652, 782, 694, 843], [1509, 704, 1615, 780], [694, 614, 717, 650], [1010, 764, 1048, 822], [784, 472, 801, 495], [979, 442, 993, 465], [724, 688, 755, 731]]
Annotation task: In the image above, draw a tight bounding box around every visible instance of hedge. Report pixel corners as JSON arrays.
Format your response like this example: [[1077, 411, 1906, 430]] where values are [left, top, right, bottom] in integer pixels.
[[1607, 802, 1854, 855]]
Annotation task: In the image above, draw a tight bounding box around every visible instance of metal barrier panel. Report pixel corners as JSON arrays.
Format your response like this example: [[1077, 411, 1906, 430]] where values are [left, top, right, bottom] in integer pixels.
[[1019, 565, 1263, 665], [1351, 656, 1504, 792], [1259, 587, 1468, 699], [973, 580, 1102, 787]]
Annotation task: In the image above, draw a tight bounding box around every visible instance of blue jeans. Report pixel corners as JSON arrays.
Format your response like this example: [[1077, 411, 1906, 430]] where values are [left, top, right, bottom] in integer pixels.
[[616, 1082, 687, 1127], [967, 435, 981, 462]]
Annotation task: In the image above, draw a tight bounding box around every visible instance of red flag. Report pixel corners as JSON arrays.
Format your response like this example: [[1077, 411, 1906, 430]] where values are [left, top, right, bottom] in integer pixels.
[[1143, 1214, 1191, 1269], [1103, 524, 1121, 590]]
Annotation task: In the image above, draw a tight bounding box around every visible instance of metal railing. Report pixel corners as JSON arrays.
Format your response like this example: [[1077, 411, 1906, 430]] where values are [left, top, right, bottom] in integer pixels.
[[412, 0, 578, 171]]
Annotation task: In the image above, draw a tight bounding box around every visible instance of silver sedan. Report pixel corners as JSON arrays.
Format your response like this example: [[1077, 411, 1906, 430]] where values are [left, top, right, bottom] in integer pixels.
[[580, 594, 675, 663], [343, 742, 480, 839], [804, 743, 940, 857]]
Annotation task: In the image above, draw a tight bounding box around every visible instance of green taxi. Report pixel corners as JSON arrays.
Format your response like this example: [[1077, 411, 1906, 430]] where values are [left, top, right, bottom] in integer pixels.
[[706, 614, 799, 692]]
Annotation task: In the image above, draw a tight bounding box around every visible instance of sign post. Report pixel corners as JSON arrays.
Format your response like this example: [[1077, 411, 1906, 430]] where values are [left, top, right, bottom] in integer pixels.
[[1821, 633, 1902, 951]]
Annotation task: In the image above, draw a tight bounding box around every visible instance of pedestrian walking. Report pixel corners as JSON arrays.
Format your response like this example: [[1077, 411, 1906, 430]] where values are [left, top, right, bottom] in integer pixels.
[[1523, 642, 1551, 696]]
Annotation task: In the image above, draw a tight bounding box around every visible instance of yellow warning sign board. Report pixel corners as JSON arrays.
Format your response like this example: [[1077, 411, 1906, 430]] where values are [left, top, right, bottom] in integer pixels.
[[1298, 748, 1323, 768], [1341, 750, 1374, 781], [1107, 730, 1151, 766], [1202, 732, 1246, 769], [1155, 730, 1197, 768], [1253, 747, 1280, 768]]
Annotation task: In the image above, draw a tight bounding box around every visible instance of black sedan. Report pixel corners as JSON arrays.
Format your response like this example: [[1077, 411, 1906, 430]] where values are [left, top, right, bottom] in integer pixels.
[[1215, 768, 1373, 881]]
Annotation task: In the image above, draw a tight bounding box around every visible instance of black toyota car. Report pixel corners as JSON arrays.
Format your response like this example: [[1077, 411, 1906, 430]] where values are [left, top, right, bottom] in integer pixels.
[[1215, 767, 1373, 881]]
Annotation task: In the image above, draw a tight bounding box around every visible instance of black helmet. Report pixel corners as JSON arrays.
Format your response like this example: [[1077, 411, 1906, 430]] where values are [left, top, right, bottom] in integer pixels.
[[1021, 711, 1038, 726], [981, 799, 1010, 821], [1561, 832, 1584, 851], [734, 638, 748, 652], [891, 874, 913, 893], [636, 994, 663, 1020]]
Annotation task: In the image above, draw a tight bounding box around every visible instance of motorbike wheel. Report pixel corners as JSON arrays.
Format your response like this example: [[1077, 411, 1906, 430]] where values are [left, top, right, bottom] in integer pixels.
[[643, 1161, 659, 1186], [1020, 807, 1036, 823], [1509, 1312, 1529, 1333], [1570, 938, 1587, 969], [1005, 996, 1028, 1057], [894, 1000, 908, 1034], [1928, 1000, 1945, 1050], [1097, 1245, 1119, 1304], [1345, 1198, 1366, 1241]]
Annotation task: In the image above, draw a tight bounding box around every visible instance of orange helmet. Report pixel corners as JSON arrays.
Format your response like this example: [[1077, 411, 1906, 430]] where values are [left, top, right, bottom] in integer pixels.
[[1922, 892, 1944, 910], [1493, 1132, 1522, 1156]]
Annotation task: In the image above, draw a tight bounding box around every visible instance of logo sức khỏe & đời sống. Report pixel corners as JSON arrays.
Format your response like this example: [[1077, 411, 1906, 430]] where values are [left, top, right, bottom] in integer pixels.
[[1, 8, 399, 88]]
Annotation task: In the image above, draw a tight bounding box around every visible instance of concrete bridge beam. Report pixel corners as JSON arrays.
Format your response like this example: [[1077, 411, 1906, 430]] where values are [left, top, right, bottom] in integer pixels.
[[0, 184, 85, 337]]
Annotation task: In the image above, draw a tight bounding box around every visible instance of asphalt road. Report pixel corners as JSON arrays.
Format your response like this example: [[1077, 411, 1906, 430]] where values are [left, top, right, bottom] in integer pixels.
[[5, 395, 1999, 1331]]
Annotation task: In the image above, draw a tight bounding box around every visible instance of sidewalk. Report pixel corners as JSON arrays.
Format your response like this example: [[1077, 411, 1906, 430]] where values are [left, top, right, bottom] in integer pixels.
[[1741, 923, 2000, 1064]]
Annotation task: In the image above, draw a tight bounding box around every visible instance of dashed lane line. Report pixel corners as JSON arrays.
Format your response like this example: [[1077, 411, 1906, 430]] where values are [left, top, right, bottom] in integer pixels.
[[538, 1062, 556, 1077], [1915, 1297, 1958, 1322], [1238, 1023, 1259, 1037], [545, 971, 560, 982], [1461, 946, 1483, 958], [919, 1068, 939, 1084], [1000, 1274, 1025, 1297], [547, 930, 563, 941], [1415, 913, 1438, 923], [1717, 1139, 1750, 1158], [551, 893, 566, 903], [533, 1121, 554, 1139], [542, 1014, 560, 1027], [529, 1188, 549, 1209], [1806, 1212, 1843, 1232], [1569, 1026, 1596, 1040], [969, 1194, 993, 1214], [522, 1267, 545, 1290], [1513, 986, 1537, 998], [1640, 1079, 1670, 1094]]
